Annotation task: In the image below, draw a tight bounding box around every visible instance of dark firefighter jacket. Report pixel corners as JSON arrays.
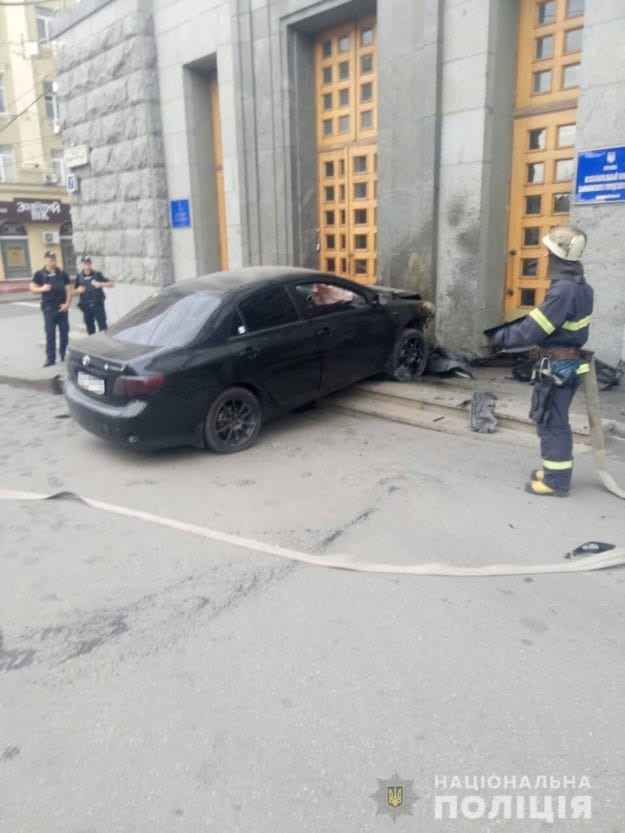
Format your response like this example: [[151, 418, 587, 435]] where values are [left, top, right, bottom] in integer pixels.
[[494, 256, 593, 352]]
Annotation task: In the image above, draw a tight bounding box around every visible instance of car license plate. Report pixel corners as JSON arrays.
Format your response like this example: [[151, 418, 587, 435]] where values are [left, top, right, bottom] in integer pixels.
[[77, 371, 105, 395]]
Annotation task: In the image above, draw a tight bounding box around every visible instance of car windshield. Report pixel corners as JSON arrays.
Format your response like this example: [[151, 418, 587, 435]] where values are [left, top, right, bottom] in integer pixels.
[[107, 291, 221, 348]]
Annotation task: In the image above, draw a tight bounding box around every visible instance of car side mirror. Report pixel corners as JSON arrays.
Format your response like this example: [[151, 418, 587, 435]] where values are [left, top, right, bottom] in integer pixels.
[[376, 291, 394, 306]]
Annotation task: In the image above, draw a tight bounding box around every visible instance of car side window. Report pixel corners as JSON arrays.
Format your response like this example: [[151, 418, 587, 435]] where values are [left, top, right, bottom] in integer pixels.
[[237, 286, 299, 333], [293, 282, 368, 316]]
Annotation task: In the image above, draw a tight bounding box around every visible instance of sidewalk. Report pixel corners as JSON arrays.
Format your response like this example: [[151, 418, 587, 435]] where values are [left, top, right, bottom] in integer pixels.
[[1, 295, 624, 441], [0, 279, 29, 293]]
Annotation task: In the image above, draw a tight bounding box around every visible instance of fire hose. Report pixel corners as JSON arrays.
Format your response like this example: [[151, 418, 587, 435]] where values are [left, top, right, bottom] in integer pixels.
[[1, 358, 624, 577]]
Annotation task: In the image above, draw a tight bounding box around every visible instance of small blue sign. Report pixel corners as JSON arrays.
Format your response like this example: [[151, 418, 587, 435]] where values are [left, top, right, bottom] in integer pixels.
[[170, 199, 191, 228], [575, 147, 625, 204]]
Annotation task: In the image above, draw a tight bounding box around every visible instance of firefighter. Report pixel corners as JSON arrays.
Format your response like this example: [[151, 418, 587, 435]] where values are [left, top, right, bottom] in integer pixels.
[[491, 226, 593, 497]]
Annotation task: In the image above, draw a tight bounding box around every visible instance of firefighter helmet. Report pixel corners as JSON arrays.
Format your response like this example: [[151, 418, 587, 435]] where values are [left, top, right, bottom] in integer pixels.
[[542, 226, 587, 261]]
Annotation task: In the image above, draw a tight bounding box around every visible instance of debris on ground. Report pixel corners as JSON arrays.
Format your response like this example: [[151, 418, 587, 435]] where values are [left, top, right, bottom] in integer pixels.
[[470, 391, 498, 433], [595, 359, 625, 390], [424, 346, 474, 379]]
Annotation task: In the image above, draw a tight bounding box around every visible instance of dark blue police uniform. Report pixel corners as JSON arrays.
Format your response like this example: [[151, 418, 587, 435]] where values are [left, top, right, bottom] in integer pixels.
[[32, 266, 71, 364], [493, 255, 593, 493], [75, 270, 108, 334]]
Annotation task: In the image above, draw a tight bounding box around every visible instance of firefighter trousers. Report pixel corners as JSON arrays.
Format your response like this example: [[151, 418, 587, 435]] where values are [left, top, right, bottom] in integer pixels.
[[537, 379, 580, 491]]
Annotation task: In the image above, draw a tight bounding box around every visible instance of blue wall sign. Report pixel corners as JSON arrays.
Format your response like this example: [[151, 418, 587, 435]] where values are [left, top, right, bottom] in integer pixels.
[[575, 147, 625, 204], [170, 199, 191, 228]]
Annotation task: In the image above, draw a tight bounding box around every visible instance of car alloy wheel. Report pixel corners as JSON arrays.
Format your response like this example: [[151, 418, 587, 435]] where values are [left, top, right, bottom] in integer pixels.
[[390, 328, 429, 381], [205, 386, 262, 453]]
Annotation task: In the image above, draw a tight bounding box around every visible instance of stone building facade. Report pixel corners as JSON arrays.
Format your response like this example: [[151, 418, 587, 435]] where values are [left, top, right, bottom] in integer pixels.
[[53, 0, 625, 362], [0, 0, 76, 283]]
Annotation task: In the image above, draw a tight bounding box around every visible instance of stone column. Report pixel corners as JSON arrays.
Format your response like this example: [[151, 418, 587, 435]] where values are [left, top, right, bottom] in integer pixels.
[[54, 0, 172, 320], [571, 3, 625, 363], [376, 0, 442, 299], [435, 0, 518, 354]]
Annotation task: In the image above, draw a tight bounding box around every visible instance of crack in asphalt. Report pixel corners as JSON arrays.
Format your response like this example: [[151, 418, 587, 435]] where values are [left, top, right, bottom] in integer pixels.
[[313, 507, 377, 552]]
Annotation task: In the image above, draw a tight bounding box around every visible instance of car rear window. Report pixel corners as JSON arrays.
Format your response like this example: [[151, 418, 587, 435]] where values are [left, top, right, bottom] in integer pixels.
[[107, 291, 221, 348]]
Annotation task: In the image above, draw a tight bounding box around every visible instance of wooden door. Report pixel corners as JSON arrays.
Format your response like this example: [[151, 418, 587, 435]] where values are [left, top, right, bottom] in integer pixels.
[[210, 77, 228, 270], [505, 0, 584, 316], [315, 17, 377, 285]]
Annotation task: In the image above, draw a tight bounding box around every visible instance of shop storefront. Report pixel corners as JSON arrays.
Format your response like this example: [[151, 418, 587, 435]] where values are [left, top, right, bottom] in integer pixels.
[[0, 196, 73, 281]]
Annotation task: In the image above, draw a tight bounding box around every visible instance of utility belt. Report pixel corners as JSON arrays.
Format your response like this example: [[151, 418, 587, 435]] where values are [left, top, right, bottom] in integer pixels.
[[78, 297, 103, 309], [529, 349, 587, 425], [539, 346, 581, 360]]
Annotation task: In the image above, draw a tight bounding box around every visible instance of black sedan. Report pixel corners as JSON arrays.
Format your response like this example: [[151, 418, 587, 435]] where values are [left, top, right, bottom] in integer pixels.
[[64, 267, 434, 453]]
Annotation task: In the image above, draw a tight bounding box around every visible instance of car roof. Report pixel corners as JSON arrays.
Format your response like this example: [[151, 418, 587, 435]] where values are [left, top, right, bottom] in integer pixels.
[[164, 266, 330, 297]]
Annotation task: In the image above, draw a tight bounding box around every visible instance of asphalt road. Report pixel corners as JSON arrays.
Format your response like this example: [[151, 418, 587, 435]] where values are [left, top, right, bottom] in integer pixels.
[[1, 305, 625, 833]]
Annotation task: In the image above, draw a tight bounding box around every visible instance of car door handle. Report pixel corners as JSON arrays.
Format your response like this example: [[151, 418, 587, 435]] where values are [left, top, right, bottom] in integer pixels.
[[317, 326, 334, 336], [239, 347, 259, 359]]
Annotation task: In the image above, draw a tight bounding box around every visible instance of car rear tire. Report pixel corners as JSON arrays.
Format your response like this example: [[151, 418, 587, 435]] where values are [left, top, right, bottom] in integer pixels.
[[388, 328, 429, 381], [204, 387, 262, 453]]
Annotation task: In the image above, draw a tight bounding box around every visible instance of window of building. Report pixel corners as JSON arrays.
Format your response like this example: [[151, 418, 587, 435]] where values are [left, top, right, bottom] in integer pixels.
[[527, 162, 545, 183], [565, 28, 583, 53], [524, 227, 540, 246], [0, 75, 6, 113], [528, 128, 547, 150], [567, 0, 584, 17], [553, 193, 571, 213], [557, 124, 576, 147], [36, 6, 55, 43], [51, 150, 65, 183], [0, 224, 31, 280], [555, 158, 574, 181], [522, 258, 538, 276], [535, 35, 553, 60], [0, 145, 16, 182], [533, 70, 552, 94], [525, 195, 542, 214], [562, 63, 580, 89], [43, 81, 59, 122], [537, 1, 556, 24]]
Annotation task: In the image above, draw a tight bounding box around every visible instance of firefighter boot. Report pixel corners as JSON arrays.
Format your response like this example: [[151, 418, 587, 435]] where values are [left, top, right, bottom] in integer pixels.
[[525, 479, 569, 497], [530, 469, 545, 482]]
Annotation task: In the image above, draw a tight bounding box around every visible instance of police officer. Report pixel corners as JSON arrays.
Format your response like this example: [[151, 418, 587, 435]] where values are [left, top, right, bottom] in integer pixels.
[[74, 255, 114, 334], [30, 251, 72, 367], [491, 226, 593, 497]]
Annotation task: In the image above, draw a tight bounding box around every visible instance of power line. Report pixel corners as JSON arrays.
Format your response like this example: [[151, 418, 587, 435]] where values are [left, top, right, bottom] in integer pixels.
[[0, 1, 61, 7], [0, 132, 63, 151], [0, 88, 45, 136], [1, 75, 53, 116]]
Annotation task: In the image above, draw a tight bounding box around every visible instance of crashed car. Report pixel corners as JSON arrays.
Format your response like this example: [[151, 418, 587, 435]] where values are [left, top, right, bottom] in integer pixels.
[[64, 267, 433, 453]]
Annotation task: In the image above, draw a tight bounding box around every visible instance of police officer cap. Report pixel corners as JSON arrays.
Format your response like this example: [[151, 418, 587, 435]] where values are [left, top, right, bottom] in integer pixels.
[[44, 251, 57, 259], [81, 255, 92, 263]]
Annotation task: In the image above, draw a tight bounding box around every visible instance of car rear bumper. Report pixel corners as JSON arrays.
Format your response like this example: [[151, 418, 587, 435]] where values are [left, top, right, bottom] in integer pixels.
[[64, 379, 200, 450]]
